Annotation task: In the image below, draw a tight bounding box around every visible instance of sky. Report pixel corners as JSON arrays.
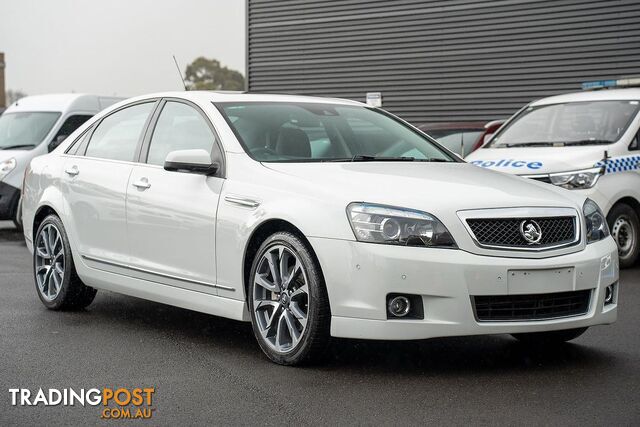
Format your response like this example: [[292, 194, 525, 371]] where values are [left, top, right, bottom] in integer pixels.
[[0, 0, 245, 97]]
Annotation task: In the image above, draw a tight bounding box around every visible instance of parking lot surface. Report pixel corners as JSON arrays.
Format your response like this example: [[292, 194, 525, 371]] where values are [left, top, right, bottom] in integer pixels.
[[0, 221, 638, 425]]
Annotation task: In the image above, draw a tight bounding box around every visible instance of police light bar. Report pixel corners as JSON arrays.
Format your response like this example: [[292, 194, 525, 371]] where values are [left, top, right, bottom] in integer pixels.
[[582, 77, 640, 90]]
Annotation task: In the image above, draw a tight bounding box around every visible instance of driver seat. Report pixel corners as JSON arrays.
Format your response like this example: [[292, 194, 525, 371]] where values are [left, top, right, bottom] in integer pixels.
[[275, 127, 311, 158]]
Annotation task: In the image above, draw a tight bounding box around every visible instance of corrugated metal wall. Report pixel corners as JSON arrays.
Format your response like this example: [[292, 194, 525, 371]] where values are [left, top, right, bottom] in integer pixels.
[[247, 0, 640, 124]]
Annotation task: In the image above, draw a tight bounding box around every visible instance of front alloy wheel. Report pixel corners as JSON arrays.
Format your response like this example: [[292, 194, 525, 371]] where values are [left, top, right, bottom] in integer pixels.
[[248, 232, 330, 365], [253, 244, 309, 352]]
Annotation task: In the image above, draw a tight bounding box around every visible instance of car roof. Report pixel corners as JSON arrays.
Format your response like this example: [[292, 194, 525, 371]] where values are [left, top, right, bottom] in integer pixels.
[[122, 91, 365, 107], [530, 88, 640, 106], [5, 93, 124, 114]]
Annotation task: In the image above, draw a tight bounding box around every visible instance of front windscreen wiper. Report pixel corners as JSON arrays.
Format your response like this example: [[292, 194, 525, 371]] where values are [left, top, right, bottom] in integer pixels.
[[500, 142, 557, 148], [323, 155, 451, 162], [562, 139, 613, 146], [351, 155, 416, 162], [0, 144, 36, 150]]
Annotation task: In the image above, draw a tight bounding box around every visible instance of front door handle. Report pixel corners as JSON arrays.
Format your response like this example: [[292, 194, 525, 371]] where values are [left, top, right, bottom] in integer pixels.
[[132, 178, 151, 190], [64, 166, 79, 176]]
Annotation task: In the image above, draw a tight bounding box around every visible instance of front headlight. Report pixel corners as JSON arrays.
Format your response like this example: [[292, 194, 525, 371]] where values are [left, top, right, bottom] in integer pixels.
[[346, 203, 457, 248], [549, 167, 602, 189], [0, 158, 17, 181], [583, 198, 609, 243]]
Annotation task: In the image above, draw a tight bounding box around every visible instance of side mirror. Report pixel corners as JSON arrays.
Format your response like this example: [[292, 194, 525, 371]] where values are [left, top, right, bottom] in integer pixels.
[[48, 135, 68, 152], [164, 149, 219, 175]]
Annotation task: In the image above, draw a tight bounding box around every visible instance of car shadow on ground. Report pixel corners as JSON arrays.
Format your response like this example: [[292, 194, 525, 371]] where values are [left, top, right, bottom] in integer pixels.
[[61, 291, 614, 376], [0, 225, 25, 243]]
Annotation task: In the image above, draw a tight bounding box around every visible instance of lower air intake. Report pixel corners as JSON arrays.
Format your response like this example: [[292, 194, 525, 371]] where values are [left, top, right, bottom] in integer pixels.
[[472, 290, 591, 322]]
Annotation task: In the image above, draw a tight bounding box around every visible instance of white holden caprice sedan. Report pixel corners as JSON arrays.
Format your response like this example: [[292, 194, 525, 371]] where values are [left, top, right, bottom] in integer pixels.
[[22, 92, 619, 365]]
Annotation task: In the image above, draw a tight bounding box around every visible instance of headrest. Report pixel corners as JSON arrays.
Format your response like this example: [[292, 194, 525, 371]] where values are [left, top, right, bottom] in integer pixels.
[[275, 127, 311, 158]]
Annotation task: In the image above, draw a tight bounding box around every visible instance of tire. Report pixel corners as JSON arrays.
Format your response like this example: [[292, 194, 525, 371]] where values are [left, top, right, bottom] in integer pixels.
[[511, 327, 588, 345], [607, 203, 640, 269], [33, 214, 97, 310], [247, 231, 331, 365]]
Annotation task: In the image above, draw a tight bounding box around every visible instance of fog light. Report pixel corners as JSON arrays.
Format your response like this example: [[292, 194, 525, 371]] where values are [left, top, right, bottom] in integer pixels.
[[604, 284, 615, 305], [388, 296, 411, 317]]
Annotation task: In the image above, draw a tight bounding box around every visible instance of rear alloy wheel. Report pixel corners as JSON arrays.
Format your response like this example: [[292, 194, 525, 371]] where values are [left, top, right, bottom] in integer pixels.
[[248, 232, 330, 365], [607, 203, 640, 268], [34, 215, 97, 310]]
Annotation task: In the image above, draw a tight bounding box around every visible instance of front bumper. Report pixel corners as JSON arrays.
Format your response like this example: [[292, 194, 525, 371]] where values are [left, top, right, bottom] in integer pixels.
[[0, 181, 20, 220], [309, 237, 619, 340]]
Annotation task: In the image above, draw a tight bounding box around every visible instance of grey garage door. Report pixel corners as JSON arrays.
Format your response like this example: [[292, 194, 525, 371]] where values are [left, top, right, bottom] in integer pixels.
[[247, 0, 640, 124]]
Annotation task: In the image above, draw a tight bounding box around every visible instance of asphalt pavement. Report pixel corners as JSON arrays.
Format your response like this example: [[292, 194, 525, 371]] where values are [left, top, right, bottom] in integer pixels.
[[0, 220, 638, 425]]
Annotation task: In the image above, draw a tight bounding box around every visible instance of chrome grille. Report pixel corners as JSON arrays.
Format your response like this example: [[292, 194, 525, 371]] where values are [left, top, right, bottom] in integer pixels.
[[466, 216, 576, 248]]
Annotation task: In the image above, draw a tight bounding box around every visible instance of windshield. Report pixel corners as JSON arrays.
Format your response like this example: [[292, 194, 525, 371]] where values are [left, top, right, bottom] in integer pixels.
[[216, 102, 455, 162], [488, 100, 640, 148], [0, 112, 61, 150]]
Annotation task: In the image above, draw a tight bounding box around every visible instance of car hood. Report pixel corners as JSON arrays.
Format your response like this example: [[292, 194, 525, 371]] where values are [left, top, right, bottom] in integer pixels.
[[262, 161, 584, 213], [466, 145, 607, 175], [0, 148, 35, 163]]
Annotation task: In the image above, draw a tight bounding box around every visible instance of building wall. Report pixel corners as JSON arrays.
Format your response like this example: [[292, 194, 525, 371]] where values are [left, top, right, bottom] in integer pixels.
[[247, 0, 640, 124], [0, 52, 5, 108]]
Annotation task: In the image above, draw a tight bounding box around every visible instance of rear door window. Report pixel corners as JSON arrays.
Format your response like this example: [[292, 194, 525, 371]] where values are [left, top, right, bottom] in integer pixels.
[[85, 103, 154, 162]]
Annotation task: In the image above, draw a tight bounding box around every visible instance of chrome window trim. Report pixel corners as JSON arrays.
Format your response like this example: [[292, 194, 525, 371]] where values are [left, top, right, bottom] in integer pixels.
[[457, 207, 582, 252]]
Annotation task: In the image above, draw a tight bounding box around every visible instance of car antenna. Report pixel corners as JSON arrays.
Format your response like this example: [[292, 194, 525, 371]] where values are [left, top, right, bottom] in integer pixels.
[[172, 55, 188, 91]]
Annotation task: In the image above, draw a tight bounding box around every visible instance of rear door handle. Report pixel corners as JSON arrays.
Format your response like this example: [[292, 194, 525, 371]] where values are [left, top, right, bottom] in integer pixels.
[[64, 166, 79, 176], [132, 178, 151, 190]]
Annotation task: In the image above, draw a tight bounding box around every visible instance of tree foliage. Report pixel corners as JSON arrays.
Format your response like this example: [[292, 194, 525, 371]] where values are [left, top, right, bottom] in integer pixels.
[[184, 57, 245, 91], [6, 89, 28, 105]]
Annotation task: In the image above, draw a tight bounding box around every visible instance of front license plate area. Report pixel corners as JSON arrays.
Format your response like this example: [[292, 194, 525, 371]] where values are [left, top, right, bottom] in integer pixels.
[[507, 267, 574, 295]]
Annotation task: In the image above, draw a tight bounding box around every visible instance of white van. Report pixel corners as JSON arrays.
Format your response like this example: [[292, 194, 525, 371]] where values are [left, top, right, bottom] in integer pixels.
[[0, 94, 123, 228], [467, 83, 640, 267]]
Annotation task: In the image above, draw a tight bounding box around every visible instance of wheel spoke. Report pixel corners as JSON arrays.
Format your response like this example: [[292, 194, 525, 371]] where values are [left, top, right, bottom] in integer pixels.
[[283, 259, 302, 290], [36, 265, 50, 292], [275, 313, 288, 350], [266, 250, 281, 288], [43, 225, 53, 256], [41, 227, 52, 258], [267, 306, 282, 332], [36, 247, 50, 260], [255, 299, 280, 312], [47, 270, 57, 298], [289, 302, 307, 328], [284, 310, 301, 345], [279, 249, 290, 289], [255, 272, 279, 293], [50, 228, 59, 254], [290, 284, 308, 299]]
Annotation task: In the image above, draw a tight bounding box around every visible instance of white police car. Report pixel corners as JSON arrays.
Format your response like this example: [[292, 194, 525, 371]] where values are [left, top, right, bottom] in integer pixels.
[[467, 81, 640, 268]]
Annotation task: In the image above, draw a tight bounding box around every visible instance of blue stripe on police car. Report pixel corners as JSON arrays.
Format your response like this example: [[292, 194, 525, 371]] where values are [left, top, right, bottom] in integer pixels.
[[469, 159, 543, 170]]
